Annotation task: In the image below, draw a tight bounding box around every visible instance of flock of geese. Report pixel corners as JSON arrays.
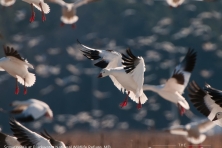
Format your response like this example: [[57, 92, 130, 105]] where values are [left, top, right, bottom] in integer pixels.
[[0, 0, 221, 147]]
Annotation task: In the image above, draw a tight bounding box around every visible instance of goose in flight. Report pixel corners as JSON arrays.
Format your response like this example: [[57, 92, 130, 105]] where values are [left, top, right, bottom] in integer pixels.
[[10, 99, 53, 122], [188, 81, 222, 127], [49, 0, 99, 28], [143, 48, 197, 115], [78, 40, 148, 109], [0, 0, 16, 7], [165, 120, 215, 148], [10, 118, 66, 147], [0, 46, 36, 94], [98, 48, 147, 109], [22, 0, 50, 22]]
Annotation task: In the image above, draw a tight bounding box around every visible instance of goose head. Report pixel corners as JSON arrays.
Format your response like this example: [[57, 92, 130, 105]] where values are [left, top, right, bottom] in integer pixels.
[[98, 69, 110, 78], [212, 112, 222, 121]]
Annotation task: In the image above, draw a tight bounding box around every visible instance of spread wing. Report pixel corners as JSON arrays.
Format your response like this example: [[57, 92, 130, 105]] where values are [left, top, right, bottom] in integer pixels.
[[166, 48, 196, 94], [77, 40, 122, 69], [122, 48, 145, 97], [10, 119, 53, 147]]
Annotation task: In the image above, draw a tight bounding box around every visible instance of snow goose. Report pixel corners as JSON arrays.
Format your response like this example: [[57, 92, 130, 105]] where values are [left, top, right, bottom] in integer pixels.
[[22, 0, 50, 22], [10, 118, 66, 148], [188, 81, 222, 127], [166, 0, 185, 8], [165, 120, 215, 148], [0, 132, 21, 147], [143, 48, 197, 115], [0, 46, 36, 94], [10, 98, 53, 122], [98, 48, 148, 109], [0, 0, 16, 7], [49, 0, 99, 28]]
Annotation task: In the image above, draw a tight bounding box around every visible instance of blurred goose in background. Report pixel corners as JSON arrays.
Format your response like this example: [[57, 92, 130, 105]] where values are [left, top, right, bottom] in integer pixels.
[[22, 0, 50, 22], [166, 0, 185, 7], [165, 120, 215, 148], [143, 48, 197, 115], [0, 0, 16, 7], [10, 119, 66, 147], [98, 48, 147, 109], [0, 46, 35, 94], [188, 81, 222, 127], [48, 0, 99, 28], [0, 132, 21, 147], [10, 99, 53, 122], [78, 40, 148, 109]]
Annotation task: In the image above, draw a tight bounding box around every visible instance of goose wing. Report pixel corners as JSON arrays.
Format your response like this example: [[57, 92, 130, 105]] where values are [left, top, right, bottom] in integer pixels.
[[165, 48, 197, 94], [77, 40, 122, 69], [122, 48, 145, 96], [10, 119, 53, 147]]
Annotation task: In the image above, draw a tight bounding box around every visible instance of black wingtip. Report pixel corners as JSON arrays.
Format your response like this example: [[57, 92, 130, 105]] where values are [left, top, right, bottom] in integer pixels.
[[182, 48, 197, 72]]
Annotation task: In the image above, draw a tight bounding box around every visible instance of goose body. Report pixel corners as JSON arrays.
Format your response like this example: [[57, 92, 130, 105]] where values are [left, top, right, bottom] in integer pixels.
[[49, 0, 99, 27], [10, 99, 53, 122], [0, 0, 16, 6], [166, 0, 185, 7], [188, 81, 222, 127], [0, 46, 36, 94], [166, 120, 215, 147], [143, 48, 197, 115], [78, 41, 148, 109], [22, 0, 50, 22]]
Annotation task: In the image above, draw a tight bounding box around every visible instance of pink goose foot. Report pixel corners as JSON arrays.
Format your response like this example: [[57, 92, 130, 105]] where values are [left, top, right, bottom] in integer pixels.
[[178, 103, 186, 116], [137, 97, 142, 109], [29, 4, 35, 23], [60, 22, 65, 27], [120, 91, 130, 108], [39, 2, 46, 22]]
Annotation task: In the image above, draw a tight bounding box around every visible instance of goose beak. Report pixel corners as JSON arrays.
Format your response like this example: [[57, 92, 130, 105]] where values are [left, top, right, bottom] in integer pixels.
[[212, 116, 218, 121], [98, 73, 102, 78]]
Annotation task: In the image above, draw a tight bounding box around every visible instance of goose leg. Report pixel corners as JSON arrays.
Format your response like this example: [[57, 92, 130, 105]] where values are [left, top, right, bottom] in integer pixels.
[[177, 103, 185, 116], [189, 143, 192, 148], [120, 91, 130, 108], [15, 78, 19, 95], [23, 78, 27, 95], [137, 97, 142, 109], [29, 4, 35, 23], [198, 144, 202, 148], [72, 24, 76, 29], [60, 22, 65, 27], [39, 2, 46, 22]]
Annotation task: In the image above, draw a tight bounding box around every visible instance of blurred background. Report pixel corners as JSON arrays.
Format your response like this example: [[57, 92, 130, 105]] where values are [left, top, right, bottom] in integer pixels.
[[0, 0, 222, 146]]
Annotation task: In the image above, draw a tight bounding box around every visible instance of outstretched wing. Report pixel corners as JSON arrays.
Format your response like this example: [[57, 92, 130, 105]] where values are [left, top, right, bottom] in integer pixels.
[[74, 0, 99, 8], [167, 48, 197, 94], [122, 48, 145, 97], [204, 83, 222, 108], [9, 119, 53, 147], [77, 40, 122, 69]]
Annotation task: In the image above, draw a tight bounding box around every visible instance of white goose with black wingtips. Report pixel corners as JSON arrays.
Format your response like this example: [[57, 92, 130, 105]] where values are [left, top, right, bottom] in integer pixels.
[[98, 48, 148, 109], [9, 119, 66, 148], [188, 81, 222, 127], [78, 40, 148, 109], [10, 99, 53, 122], [49, 0, 99, 28], [143, 48, 197, 115], [0, 46, 36, 94]]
